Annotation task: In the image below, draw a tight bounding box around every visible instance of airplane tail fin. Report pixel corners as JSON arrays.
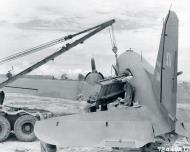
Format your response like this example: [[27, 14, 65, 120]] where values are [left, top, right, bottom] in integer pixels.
[[153, 11, 178, 129]]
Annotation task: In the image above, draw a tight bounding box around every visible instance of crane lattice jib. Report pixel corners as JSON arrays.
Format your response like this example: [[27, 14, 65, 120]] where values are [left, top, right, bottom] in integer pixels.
[[0, 19, 115, 65], [0, 19, 115, 89]]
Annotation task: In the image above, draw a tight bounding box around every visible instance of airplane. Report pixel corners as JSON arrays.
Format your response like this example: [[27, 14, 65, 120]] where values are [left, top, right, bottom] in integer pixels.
[[34, 10, 190, 152]]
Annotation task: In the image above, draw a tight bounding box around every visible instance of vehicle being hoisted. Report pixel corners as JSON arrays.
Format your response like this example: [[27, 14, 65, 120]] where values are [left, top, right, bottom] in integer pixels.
[[0, 19, 115, 142], [33, 11, 190, 152]]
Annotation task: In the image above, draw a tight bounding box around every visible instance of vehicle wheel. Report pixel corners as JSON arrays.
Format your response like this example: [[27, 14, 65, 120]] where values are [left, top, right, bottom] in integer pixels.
[[14, 115, 37, 142], [0, 116, 11, 142], [101, 104, 108, 111], [141, 142, 159, 152]]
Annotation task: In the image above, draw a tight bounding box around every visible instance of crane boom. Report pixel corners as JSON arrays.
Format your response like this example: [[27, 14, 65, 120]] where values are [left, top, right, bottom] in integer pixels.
[[0, 19, 115, 89], [0, 19, 115, 65]]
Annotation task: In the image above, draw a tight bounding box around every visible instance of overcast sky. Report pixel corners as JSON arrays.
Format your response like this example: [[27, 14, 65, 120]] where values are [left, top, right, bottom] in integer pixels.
[[0, 0, 189, 80]]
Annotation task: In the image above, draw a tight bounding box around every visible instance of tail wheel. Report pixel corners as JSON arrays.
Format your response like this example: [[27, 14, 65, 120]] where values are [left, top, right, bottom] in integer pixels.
[[14, 115, 37, 142], [141, 142, 160, 152], [0, 116, 11, 142], [40, 142, 57, 152]]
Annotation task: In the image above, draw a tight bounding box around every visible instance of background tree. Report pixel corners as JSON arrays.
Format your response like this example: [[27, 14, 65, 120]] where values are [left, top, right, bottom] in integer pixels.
[[61, 73, 68, 80], [78, 73, 84, 81]]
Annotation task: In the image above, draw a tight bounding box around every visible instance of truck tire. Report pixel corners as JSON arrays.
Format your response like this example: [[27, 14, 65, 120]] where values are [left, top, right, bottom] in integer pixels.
[[0, 116, 11, 142], [14, 115, 37, 142]]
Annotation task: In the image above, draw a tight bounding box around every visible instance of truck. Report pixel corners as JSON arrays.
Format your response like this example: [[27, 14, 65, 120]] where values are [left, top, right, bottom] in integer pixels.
[[0, 102, 52, 142], [0, 19, 115, 142]]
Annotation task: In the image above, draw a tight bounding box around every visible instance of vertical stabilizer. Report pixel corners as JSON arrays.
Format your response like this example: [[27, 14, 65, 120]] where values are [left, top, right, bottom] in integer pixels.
[[153, 11, 178, 128]]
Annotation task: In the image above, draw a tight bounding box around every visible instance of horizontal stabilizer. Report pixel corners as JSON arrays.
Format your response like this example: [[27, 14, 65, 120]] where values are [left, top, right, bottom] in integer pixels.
[[35, 108, 155, 148]]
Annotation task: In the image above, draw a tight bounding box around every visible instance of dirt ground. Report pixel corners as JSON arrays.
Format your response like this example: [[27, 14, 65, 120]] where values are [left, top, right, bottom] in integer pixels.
[[0, 93, 190, 152], [0, 134, 113, 152]]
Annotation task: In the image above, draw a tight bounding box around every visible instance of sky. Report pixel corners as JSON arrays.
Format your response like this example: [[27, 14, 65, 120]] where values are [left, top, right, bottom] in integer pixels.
[[0, 0, 189, 80]]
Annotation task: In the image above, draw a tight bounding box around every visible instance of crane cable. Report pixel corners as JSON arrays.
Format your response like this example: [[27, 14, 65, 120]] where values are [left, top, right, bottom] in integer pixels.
[[0, 20, 111, 65], [0, 37, 67, 65], [109, 25, 119, 75], [108, 25, 118, 54]]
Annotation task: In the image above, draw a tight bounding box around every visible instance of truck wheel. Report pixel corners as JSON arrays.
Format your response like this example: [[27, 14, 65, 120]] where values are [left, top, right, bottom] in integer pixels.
[[14, 115, 37, 142], [0, 116, 11, 142]]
